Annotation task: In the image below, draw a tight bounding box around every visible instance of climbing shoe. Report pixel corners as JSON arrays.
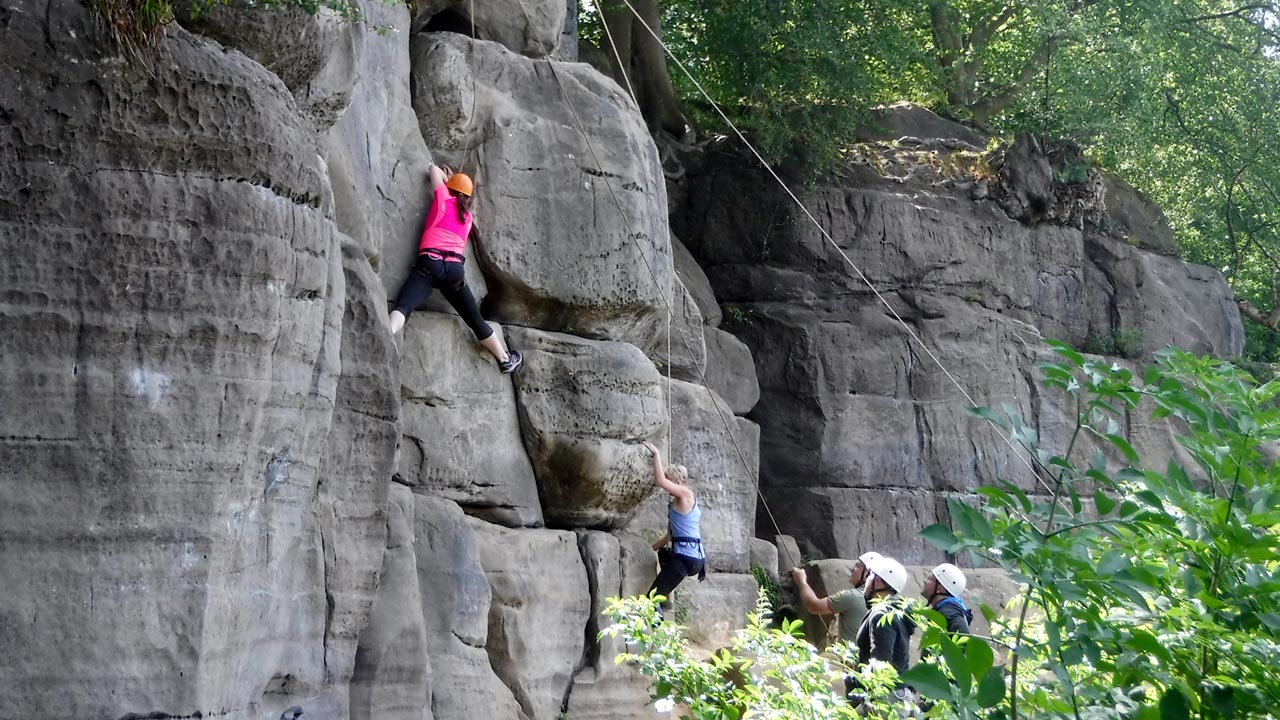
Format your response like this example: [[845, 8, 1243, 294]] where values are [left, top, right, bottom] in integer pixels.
[[499, 350, 523, 374]]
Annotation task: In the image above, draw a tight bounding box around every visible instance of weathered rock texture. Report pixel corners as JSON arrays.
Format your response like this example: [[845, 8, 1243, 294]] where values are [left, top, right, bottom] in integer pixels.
[[414, 496, 524, 720], [508, 327, 667, 529], [351, 485, 429, 719], [410, 32, 673, 349], [0, 3, 396, 718], [397, 317, 542, 527], [472, 520, 591, 720], [1, 0, 1250, 714], [675, 108, 1244, 563]]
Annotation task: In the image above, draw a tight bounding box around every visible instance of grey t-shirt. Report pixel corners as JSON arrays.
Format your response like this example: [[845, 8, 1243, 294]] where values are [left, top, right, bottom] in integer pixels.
[[827, 588, 868, 644]]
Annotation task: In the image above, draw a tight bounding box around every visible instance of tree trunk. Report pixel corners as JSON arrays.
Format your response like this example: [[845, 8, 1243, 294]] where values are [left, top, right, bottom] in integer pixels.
[[595, 0, 689, 136]]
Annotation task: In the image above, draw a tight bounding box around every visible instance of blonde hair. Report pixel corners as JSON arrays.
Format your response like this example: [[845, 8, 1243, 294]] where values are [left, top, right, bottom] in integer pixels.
[[666, 464, 689, 484]]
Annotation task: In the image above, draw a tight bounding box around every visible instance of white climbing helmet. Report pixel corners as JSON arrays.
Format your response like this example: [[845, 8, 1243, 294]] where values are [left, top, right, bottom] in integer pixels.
[[931, 563, 967, 597], [858, 551, 884, 567], [865, 555, 909, 594]]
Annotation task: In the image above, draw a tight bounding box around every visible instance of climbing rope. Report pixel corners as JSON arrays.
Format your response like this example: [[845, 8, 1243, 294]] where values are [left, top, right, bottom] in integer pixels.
[[507, 0, 820, 589], [459, 0, 480, 179], [603, 0, 1062, 504], [596, 0, 640, 108]]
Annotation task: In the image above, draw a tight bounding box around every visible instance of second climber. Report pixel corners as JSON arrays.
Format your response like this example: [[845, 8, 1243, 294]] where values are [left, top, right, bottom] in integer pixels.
[[642, 441, 706, 613], [387, 163, 522, 374]]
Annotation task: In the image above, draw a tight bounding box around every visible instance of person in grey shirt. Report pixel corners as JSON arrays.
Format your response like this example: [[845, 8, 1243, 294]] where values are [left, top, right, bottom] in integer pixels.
[[790, 550, 883, 644]]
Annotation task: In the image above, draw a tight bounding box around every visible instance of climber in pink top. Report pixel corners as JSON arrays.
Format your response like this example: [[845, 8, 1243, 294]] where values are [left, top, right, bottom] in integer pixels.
[[389, 163, 522, 374]]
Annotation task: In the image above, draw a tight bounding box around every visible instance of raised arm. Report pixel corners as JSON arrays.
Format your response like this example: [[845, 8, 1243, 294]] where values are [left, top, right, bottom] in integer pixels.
[[428, 163, 450, 190], [790, 567, 835, 615], [641, 441, 693, 506]]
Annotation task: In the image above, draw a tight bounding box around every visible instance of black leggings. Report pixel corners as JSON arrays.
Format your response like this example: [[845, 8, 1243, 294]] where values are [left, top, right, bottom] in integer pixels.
[[648, 546, 704, 599], [392, 255, 493, 341]]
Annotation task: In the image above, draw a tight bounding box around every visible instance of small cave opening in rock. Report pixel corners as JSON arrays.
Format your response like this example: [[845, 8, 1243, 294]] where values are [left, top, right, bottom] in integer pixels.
[[422, 8, 476, 37]]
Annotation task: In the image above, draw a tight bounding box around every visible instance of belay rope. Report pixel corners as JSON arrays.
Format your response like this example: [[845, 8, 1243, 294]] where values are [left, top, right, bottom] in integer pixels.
[[507, 0, 1061, 648]]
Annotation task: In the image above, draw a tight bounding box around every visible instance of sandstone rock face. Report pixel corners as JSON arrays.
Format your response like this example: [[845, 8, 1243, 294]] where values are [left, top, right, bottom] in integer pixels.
[[410, 32, 673, 348], [472, 520, 591, 720], [0, 5, 394, 718], [564, 530, 656, 720], [676, 117, 1242, 563], [649, 276, 709, 383], [397, 316, 542, 527], [419, 0, 567, 57], [508, 327, 667, 529], [703, 326, 760, 414], [350, 486, 430, 720], [412, 497, 523, 720], [749, 538, 780, 583], [671, 573, 760, 648], [178, 0, 357, 129], [318, 246, 403, 708], [858, 101, 986, 148], [674, 234, 722, 326]]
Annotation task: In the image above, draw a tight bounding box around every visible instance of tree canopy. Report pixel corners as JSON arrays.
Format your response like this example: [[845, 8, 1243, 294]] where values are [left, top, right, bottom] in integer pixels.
[[581, 0, 1280, 359]]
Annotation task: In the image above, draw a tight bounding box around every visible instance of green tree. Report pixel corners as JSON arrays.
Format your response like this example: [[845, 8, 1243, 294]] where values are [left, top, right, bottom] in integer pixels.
[[609, 343, 1280, 719]]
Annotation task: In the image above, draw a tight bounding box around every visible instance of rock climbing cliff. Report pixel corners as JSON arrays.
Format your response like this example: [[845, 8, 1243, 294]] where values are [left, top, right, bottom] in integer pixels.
[[671, 107, 1243, 566], [0, 1, 1243, 720]]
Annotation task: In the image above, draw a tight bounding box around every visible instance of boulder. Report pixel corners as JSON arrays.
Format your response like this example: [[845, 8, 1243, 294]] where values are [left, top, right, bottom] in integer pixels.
[[350, 485, 430, 720], [1098, 171, 1178, 257], [176, 0, 357, 129], [507, 327, 667, 529], [414, 496, 523, 720], [410, 33, 673, 349], [703, 327, 759, 414], [397, 316, 542, 527], [857, 102, 987, 148], [472, 520, 591, 720], [676, 144, 1242, 562], [0, 9, 383, 717], [749, 538, 780, 585], [413, 0, 567, 57], [671, 573, 760, 649], [790, 559, 862, 649], [673, 234, 721, 326], [648, 276, 708, 384]]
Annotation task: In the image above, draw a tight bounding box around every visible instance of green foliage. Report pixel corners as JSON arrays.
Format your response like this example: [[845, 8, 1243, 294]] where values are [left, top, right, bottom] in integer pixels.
[[615, 342, 1280, 719], [749, 565, 782, 613], [599, 0, 1280, 355], [1080, 326, 1145, 359], [935, 342, 1280, 719], [603, 592, 911, 719]]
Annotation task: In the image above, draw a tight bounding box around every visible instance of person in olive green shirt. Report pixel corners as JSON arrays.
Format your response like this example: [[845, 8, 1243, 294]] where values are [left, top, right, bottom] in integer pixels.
[[790, 551, 884, 644]]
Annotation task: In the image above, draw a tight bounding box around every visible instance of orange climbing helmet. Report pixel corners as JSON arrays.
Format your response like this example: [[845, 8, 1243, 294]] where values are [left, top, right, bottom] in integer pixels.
[[445, 172, 474, 197]]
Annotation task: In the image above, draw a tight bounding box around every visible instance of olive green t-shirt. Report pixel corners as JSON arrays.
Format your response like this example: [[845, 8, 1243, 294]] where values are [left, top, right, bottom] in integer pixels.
[[827, 588, 868, 644]]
